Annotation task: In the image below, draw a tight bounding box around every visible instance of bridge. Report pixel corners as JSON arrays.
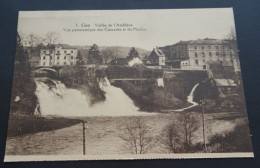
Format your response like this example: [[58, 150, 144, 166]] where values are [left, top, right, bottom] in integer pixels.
[[33, 67, 60, 77]]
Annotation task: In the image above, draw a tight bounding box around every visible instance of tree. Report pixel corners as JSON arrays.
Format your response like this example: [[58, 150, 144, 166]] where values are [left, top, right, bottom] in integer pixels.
[[87, 44, 103, 65], [45, 31, 60, 45], [27, 33, 42, 49], [76, 51, 85, 66], [127, 47, 139, 59], [208, 119, 252, 152], [178, 113, 200, 152], [101, 48, 115, 64], [225, 28, 239, 70], [160, 121, 181, 153], [11, 33, 37, 115], [120, 118, 156, 154]]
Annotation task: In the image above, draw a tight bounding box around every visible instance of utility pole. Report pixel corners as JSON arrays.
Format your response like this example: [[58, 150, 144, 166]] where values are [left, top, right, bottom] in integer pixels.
[[201, 100, 207, 152], [82, 121, 86, 155]]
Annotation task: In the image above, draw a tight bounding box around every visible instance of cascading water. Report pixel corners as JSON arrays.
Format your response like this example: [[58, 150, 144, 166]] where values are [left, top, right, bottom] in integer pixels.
[[34, 77, 151, 117], [174, 83, 199, 112]]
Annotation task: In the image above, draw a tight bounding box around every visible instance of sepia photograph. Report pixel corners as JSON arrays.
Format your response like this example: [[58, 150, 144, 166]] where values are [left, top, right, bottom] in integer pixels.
[[4, 8, 253, 161]]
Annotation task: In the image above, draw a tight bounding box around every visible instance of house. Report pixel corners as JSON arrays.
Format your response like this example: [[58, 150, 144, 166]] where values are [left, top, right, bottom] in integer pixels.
[[215, 78, 237, 95], [148, 47, 166, 66], [40, 44, 77, 66]]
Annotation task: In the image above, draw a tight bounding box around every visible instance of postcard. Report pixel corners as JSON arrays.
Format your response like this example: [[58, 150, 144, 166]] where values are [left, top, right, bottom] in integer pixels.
[[4, 8, 253, 161]]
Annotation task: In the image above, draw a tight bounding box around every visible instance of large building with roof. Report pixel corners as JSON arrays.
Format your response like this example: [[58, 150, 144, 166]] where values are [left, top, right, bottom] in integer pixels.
[[159, 38, 240, 71], [40, 44, 77, 66], [148, 47, 166, 66]]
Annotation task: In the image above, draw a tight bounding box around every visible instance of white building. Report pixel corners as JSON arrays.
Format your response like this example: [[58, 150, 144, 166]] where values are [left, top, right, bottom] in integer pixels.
[[40, 44, 77, 66]]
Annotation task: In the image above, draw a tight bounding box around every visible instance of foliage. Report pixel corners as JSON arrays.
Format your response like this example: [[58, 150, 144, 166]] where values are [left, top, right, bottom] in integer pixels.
[[45, 31, 60, 45], [120, 118, 157, 154], [127, 47, 139, 59], [87, 44, 103, 64], [208, 119, 252, 152], [76, 51, 85, 66], [160, 121, 181, 153], [10, 33, 37, 115], [177, 113, 200, 152], [101, 48, 116, 64], [160, 113, 200, 153]]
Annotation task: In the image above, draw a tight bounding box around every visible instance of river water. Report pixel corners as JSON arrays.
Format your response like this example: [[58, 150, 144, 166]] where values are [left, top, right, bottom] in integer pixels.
[[34, 77, 152, 117]]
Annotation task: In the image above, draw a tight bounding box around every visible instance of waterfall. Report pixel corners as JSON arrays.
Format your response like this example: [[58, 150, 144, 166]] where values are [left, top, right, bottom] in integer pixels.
[[174, 83, 199, 112], [34, 77, 151, 117]]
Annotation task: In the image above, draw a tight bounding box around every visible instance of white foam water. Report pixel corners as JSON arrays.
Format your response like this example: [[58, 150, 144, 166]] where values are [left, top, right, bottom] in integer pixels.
[[35, 77, 152, 117], [174, 83, 199, 112]]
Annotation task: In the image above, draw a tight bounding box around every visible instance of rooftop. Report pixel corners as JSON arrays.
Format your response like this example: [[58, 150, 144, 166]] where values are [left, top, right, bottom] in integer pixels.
[[42, 44, 77, 50], [153, 47, 165, 57]]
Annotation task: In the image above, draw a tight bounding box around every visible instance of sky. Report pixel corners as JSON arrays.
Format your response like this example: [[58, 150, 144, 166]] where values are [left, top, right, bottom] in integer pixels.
[[18, 8, 236, 50]]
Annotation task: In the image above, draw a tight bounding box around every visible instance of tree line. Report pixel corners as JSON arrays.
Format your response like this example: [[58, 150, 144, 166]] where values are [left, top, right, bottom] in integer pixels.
[[120, 113, 252, 154], [20, 31, 141, 66]]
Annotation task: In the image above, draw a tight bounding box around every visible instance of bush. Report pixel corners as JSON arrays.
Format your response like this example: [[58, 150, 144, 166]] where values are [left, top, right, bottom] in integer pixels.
[[208, 119, 252, 152]]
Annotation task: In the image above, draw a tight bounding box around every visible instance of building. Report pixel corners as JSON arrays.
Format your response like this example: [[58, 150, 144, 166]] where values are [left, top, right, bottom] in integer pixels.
[[148, 47, 166, 66], [159, 38, 240, 71], [40, 44, 77, 66]]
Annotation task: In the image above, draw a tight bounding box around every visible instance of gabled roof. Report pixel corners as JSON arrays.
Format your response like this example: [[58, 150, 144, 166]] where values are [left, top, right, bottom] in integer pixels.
[[153, 47, 165, 57]]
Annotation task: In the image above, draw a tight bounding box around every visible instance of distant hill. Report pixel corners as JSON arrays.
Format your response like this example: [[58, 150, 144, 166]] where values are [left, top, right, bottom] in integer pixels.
[[73, 45, 151, 59]]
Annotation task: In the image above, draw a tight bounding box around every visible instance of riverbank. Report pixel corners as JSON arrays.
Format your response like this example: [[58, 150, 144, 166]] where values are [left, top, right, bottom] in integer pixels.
[[5, 111, 250, 155], [6, 114, 82, 137]]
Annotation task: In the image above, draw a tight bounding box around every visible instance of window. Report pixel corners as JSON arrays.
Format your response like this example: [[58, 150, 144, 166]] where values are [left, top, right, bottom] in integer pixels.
[[195, 52, 198, 57], [57, 62, 59, 65], [64, 50, 66, 53], [57, 56, 59, 60], [203, 59, 205, 62], [223, 53, 226, 57], [57, 51, 60, 54], [209, 52, 212, 57], [215, 46, 219, 50], [71, 56, 73, 59], [50, 51, 52, 54], [71, 50, 73, 53], [64, 56, 66, 60], [195, 59, 199, 65], [202, 52, 205, 57], [64, 62, 66, 65], [50, 56, 52, 60], [194, 46, 197, 50], [43, 62, 45, 66], [43, 56, 45, 60], [208, 46, 211, 49], [43, 50, 46, 54], [202, 46, 204, 50], [216, 52, 219, 56], [222, 46, 225, 50]]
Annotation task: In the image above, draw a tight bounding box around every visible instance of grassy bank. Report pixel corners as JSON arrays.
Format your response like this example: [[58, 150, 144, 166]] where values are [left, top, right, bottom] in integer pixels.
[[7, 114, 82, 137]]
